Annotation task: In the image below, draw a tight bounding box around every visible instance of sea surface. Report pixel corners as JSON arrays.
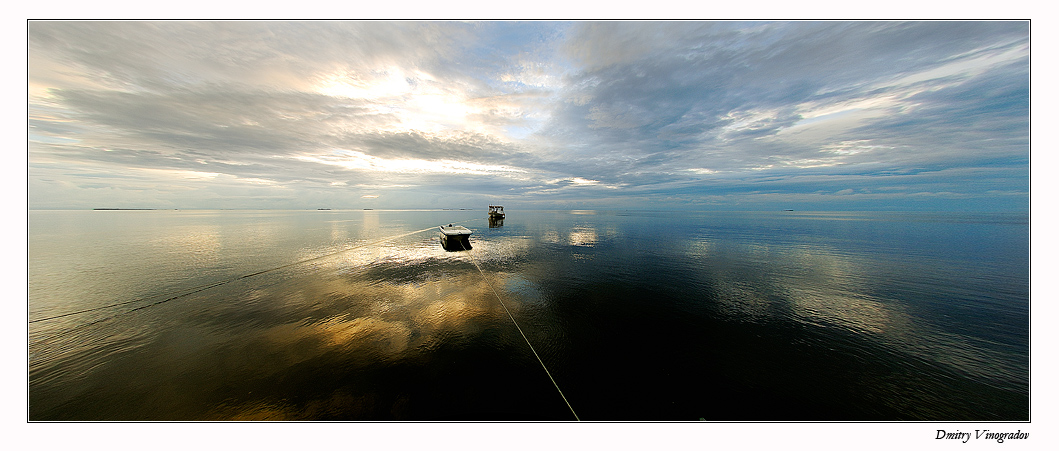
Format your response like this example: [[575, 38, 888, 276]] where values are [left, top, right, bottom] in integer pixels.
[[27, 209, 1029, 421]]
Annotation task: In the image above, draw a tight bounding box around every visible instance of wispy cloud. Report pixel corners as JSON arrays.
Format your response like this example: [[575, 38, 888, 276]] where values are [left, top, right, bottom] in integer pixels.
[[28, 21, 1028, 210]]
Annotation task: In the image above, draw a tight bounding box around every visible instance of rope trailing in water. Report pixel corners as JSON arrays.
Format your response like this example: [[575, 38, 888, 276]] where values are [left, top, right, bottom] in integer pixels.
[[31, 215, 579, 419], [456, 238, 581, 421], [30, 220, 480, 327]]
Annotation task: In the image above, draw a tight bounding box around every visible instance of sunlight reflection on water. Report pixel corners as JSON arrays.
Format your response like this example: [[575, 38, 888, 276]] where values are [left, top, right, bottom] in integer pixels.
[[28, 209, 1028, 420]]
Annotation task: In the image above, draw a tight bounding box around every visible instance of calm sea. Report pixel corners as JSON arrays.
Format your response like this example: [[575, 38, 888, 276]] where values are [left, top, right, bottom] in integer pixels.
[[27, 209, 1029, 421]]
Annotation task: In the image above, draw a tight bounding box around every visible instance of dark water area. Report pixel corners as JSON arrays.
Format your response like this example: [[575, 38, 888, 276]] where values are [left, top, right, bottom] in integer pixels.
[[27, 209, 1029, 421]]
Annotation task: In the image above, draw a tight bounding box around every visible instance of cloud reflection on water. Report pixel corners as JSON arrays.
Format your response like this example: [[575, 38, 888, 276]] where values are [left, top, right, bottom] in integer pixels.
[[28, 210, 1027, 420], [568, 227, 598, 247], [29, 227, 545, 420], [680, 235, 1024, 388], [195, 242, 541, 419]]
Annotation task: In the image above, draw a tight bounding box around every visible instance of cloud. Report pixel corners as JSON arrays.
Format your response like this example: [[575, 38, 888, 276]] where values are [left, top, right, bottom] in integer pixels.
[[28, 21, 1028, 210]]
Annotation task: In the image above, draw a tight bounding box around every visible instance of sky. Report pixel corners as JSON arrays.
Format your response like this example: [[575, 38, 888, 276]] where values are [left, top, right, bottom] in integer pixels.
[[27, 21, 1030, 211]]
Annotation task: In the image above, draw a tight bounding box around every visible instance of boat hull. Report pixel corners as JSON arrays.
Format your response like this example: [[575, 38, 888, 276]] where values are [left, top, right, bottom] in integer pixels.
[[439, 233, 471, 250], [439, 225, 472, 251]]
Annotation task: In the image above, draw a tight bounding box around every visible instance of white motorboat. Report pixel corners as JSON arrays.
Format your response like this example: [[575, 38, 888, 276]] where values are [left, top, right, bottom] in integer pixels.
[[439, 224, 472, 250]]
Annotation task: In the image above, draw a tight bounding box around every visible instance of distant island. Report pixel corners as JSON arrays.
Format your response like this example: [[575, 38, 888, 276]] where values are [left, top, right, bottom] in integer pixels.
[[92, 208, 157, 210]]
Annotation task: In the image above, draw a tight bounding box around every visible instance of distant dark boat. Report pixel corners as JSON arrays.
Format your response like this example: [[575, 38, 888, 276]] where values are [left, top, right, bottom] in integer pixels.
[[318, 208, 331, 210], [488, 205, 505, 219], [439, 224, 472, 250]]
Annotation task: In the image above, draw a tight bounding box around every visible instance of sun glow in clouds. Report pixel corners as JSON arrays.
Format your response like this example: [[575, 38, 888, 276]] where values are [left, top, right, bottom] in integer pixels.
[[539, 177, 623, 190], [26, 21, 1028, 210], [296, 149, 527, 176], [316, 67, 423, 100], [138, 168, 220, 181], [316, 68, 502, 137]]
